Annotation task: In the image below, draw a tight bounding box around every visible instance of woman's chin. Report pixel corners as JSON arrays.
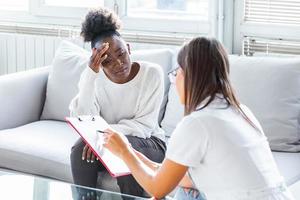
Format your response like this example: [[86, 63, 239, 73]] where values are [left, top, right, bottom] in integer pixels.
[[177, 95, 185, 105], [180, 100, 185, 105]]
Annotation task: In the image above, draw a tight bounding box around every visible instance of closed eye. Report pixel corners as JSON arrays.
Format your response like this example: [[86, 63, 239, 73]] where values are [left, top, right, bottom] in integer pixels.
[[119, 51, 125, 57], [102, 59, 111, 65]]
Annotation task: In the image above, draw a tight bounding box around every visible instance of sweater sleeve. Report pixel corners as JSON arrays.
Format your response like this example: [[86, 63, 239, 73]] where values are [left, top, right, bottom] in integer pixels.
[[110, 65, 164, 138], [69, 66, 100, 117]]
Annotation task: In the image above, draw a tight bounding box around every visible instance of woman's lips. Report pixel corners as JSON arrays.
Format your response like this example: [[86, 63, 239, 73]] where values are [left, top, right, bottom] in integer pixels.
[[115, 66, 128, 75]]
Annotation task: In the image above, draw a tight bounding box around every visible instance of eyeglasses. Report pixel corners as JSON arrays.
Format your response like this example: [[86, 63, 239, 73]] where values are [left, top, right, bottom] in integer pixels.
[[168, 67, 180, 84]]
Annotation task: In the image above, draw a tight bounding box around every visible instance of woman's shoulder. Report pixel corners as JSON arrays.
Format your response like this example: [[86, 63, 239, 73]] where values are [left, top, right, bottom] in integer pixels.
[[138, 61, 163, 74], [175, 114, 207, 133], [169, 114, 210, 151], [137, 61, 164, 82]]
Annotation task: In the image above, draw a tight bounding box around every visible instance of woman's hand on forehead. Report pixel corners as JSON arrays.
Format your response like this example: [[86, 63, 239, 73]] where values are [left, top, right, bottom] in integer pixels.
[[88, 42, 109, 73]]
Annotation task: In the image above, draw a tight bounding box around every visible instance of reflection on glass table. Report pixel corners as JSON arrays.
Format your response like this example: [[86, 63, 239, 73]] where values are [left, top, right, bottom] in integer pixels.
[[0, 169, 149, 200]]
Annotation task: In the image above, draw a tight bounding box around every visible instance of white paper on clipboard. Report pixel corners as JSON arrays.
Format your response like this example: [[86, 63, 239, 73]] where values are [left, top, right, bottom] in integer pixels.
[[66, 115, 131, 177]]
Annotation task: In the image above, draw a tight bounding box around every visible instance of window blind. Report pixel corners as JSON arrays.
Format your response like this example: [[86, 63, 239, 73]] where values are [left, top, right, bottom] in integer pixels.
[[243, 37, 300, 56], [244, 0, 300, 26], [243, 1, 300, 56]]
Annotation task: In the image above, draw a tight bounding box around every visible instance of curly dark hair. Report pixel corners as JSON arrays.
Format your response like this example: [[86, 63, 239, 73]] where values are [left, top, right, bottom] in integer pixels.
[[81, 7, 122, 43]]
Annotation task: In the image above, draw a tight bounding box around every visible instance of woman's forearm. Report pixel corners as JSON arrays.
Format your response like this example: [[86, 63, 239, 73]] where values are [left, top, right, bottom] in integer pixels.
[[121, 148, 158, 195], [121, 147, 188, 199], [133, 149, 161, 171], [104, 130, 188, 199]]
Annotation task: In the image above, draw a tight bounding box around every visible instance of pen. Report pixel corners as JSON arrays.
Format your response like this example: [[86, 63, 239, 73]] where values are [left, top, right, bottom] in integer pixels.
[[96, 130, 109, 134]]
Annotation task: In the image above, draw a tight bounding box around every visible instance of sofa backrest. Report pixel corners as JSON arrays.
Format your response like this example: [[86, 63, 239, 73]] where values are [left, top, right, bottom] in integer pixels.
[[40, 40, 174, 124], [0, 67, 50, 130], [130, 49, 173, 123], [161, 55, 300, 152], [230, 56, 300, 152], [37, 40, 300, 152]]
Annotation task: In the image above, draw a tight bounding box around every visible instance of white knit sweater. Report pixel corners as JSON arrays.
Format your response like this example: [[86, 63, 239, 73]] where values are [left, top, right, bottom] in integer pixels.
[[69, 61, 165, 141]]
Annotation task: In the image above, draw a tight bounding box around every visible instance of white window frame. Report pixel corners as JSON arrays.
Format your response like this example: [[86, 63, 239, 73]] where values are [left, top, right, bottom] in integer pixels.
[[0, 0, 219, 37], [0, 0, 94, 27], [233, 0, 300, 55], [114, 0, 217, 36], [30, 0, 104, 18], [0, 0, 224, 44], [118, 0, 215, 35]]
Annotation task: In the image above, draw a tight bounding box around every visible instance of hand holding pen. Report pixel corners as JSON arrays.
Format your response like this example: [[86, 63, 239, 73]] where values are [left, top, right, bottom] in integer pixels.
[[102, 129, 131, 159]]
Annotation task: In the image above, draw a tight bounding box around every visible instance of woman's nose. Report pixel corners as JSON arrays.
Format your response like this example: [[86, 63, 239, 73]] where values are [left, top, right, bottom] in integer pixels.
[[114, 59, 123, 68], [117, 59, 123, 65], [112, 59, 123, 69]]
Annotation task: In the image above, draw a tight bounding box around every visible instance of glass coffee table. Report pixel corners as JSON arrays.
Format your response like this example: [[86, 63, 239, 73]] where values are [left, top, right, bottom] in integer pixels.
[[0, 169, 155, 200]]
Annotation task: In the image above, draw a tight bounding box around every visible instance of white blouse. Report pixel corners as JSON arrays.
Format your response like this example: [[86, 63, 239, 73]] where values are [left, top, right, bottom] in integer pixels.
[[166, 96, 294, 200]]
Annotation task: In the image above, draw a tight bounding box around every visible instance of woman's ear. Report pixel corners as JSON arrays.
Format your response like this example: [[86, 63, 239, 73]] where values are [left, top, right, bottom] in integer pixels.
[[126, 43, 131, 55]]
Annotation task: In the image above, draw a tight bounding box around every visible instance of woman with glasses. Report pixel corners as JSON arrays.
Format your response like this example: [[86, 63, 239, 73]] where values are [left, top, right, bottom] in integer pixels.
[[102, 37, 294, 200], [69, 7, 166, 198]]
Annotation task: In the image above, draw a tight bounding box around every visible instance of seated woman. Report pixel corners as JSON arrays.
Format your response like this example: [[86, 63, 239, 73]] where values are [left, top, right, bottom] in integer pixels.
[[69, 8, 166, 198], [103, 37, 295, 200]]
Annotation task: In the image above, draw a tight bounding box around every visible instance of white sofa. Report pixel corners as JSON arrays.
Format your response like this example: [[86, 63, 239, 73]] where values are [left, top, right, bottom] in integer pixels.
[[0, 41, 299, 197]]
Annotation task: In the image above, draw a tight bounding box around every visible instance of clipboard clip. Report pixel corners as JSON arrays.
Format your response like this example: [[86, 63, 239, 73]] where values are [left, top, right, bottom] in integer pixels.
[[78, 116, 96, 121]]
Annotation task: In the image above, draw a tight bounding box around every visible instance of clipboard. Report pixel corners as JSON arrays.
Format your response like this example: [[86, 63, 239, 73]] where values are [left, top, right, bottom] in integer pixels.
[[66, 115, 131, 177]]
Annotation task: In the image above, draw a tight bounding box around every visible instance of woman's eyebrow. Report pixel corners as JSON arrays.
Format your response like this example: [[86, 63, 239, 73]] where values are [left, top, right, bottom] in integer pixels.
[[114, 48, 122, 53]]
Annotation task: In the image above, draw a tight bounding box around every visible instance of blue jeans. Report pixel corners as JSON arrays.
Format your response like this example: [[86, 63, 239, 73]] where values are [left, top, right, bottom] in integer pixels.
[[173, 187, 206, 200]]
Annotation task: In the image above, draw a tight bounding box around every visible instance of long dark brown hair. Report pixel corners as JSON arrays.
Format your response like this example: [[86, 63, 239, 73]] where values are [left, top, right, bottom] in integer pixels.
[[178, 37, 260, 132]]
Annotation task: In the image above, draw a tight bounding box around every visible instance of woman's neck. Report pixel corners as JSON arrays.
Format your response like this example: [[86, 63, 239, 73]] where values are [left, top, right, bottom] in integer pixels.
[[126, 62, 140, 83]]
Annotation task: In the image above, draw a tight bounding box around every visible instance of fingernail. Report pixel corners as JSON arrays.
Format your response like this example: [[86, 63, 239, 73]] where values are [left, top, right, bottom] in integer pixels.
[[87, 160, 89, 163], [91, 160, 94, 163], [82, 157, 84, 160]]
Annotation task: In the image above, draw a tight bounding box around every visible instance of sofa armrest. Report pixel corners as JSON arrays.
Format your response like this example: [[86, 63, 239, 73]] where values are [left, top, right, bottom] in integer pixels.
[[0, 67, 50, 130]]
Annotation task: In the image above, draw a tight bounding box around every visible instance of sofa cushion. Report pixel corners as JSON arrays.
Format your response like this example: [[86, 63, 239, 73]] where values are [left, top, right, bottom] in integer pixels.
[[40, 41, 90, 120], [41, 40, 173, 122], [230, 56, 300, 152], [130, 49, 173, 123], [162, 56, 300, 152], [272, 152, 300, 186], [160, 83, 184, 137], [0, 120, 79, 182]]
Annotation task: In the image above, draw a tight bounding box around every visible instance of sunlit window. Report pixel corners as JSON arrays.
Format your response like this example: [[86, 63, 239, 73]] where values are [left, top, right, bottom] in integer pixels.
[[127, 0, 209, 20], [0, 0, 28, 11], [44, 0, 103, 8]]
